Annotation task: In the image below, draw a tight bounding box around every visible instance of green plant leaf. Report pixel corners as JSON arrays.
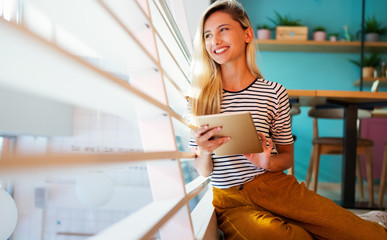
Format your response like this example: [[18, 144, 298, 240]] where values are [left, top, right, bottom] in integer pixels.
[[313, 26, 326, 32], [357, 14, 387, 36], [256, 24, 273, 30], [267, 10, 302, 26], [348, 53, 382, 67]]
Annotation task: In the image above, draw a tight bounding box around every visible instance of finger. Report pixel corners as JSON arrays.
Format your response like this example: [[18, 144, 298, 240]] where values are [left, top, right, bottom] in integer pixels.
[[267, 138, 274, 149], [207, 136, 230, 148], [258, 132, 267, 147], [200, 126, 223, 141], [197, 133, 227, 145], [258, 132, 266, 141], [194, 125, 209, 138], [203, 136, 230, 153]]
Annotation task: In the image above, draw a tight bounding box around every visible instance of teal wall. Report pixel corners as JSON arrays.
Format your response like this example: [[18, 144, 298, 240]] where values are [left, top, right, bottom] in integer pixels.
[[240, 0, 387, 182]]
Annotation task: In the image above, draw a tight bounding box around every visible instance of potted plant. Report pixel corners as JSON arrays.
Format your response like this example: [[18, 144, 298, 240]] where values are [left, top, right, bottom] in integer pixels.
[[357, 14, 387, 42], [328, 32, 339, 42], [313, 26, 326, 41], [349, 53, 382, 78], [256, 24, 273, 40], [268, 11, 307, 40]]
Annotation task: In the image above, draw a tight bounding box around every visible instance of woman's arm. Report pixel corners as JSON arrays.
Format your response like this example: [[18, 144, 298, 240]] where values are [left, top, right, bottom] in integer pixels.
[[193, 152, 213, 177], [192, 125, 230, 177], [244, 132, 294, 172], [268, 143, 294, 172]]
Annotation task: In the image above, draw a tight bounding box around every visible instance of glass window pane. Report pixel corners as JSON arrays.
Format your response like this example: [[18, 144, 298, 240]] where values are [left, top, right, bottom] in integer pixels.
[[8, 162, 155, 239]]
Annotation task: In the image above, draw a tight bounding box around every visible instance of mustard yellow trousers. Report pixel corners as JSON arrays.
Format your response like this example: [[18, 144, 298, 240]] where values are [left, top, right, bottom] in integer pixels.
[[212, 171, 387, 240]]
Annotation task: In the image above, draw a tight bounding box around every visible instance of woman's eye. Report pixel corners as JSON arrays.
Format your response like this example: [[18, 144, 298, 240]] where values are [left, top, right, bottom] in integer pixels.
[[220, 28, 228, 32], [204, 34, 211, 39]]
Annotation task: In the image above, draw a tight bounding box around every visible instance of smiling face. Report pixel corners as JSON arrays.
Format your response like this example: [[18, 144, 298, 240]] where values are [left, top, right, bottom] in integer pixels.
[[203, 11, 252, 66]]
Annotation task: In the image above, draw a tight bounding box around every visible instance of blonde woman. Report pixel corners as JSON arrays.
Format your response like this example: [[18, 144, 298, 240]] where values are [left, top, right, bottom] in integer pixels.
[[189, 0, 387, 239]]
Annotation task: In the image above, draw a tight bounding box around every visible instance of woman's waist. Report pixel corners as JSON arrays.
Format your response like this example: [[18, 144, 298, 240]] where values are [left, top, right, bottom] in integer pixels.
[[210, 171, 264, 190]]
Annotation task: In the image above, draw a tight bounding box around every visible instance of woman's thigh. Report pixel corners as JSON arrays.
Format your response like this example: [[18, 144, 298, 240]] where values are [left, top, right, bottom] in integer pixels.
[[217, 206, 315, 240], [245, 172, 387, 240]]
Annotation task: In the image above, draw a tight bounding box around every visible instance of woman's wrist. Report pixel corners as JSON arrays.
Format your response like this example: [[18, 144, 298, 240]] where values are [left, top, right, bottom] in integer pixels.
[[197, 147, 211, 157]]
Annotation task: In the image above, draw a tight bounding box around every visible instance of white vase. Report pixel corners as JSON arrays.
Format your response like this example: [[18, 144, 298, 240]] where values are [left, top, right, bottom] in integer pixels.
[[257, 29, 271, 40], [365, 33, 379, 42], [313, 31, 326, 41]]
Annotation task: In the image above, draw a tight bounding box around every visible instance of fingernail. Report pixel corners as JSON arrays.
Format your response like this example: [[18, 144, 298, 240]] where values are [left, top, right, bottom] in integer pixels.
[[217, 127, 222, 131], [203, 125, 209, 129]]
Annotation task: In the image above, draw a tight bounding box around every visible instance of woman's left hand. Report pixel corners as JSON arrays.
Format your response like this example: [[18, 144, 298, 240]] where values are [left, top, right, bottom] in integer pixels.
[[243, 132, 274, 170]]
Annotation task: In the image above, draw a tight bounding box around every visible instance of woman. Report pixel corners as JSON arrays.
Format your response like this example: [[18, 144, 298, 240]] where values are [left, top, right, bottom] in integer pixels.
[[189, 0, 387, 239]]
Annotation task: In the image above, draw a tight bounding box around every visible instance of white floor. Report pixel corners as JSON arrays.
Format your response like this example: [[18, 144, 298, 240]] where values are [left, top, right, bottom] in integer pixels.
[[316, 182, 387, 214]]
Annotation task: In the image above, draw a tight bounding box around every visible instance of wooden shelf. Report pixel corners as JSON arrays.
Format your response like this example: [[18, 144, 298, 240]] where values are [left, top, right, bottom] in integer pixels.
[[354, 77, 387, 86], [256, 39, 387, 53]]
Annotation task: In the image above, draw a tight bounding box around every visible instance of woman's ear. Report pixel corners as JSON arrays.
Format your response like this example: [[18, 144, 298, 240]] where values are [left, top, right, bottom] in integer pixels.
[[245, 27, 254, 43]]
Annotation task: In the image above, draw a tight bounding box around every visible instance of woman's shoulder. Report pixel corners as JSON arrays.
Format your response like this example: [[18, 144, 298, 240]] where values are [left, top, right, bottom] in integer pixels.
[[255, 78, 288, 92]]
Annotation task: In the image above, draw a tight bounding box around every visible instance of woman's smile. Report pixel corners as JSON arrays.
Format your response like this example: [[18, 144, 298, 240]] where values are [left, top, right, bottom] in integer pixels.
[[214, 46, 229, 54]]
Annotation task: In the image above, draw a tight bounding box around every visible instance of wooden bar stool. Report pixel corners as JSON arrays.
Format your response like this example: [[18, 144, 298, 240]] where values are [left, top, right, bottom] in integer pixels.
[[378, 143, 387, 207], [305, 107, 374, 204]]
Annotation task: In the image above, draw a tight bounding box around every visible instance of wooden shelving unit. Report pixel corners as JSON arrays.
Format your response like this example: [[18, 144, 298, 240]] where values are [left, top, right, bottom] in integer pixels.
[[256, 39, 387, 88], [256, 39, 387, 53], [354, 77, 387, 86]]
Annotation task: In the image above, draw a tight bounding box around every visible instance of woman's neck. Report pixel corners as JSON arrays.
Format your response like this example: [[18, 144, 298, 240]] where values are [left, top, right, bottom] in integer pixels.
[[221, 61, 256, 92]]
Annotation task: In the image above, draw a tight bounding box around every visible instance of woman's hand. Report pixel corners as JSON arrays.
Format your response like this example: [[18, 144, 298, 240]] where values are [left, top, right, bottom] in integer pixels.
[[243, 132, 274, 170], [193, 125, 230, 177], [194, 125, 231, 155]]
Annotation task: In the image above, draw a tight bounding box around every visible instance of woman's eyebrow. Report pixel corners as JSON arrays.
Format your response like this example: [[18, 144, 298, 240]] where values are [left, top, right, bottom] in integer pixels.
[[204, 24, 231, 34], [217, 23, 231, 29]]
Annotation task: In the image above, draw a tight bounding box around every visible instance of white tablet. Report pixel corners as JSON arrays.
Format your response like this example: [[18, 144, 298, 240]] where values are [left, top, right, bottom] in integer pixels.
[[196, 112, 263, 156]]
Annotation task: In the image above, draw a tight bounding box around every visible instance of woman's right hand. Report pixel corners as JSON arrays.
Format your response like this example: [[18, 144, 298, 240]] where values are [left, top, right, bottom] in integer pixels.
[[194, 125, 231, 155]]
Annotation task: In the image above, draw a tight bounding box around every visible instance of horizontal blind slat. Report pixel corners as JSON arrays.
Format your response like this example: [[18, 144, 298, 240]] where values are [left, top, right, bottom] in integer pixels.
[[0, 151, 195, 172], [89, 198, 181, 240], [0, 19, 195, 130]]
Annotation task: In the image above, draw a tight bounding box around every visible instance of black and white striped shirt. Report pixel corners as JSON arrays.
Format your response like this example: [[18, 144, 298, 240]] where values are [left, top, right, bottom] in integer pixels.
[[190, 78, 293, 189]]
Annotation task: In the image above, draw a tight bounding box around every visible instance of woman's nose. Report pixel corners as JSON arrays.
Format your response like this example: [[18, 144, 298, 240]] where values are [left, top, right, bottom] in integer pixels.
[[212, 33, 221, 45]]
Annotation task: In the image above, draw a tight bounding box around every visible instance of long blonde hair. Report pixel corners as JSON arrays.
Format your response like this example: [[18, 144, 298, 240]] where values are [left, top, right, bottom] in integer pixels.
[[189, 0, 262, 119]]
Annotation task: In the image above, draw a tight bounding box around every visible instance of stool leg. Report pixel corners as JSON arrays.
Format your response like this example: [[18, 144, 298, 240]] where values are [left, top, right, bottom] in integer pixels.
[[356, 156, 364, 201], [365, 147, 374, 205], [306, 145, 316, 188], [287, 143, 295, 176], [311, 145, 321, 192], [378, 144, 387, 207]]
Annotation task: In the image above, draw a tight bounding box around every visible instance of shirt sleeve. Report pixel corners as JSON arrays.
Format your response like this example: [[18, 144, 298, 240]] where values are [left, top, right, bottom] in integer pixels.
[[270, 84, 294, 145]]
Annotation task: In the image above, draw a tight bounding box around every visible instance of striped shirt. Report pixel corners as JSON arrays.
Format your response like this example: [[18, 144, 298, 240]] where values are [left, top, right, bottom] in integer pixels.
[[190, 78, 293, 189]]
